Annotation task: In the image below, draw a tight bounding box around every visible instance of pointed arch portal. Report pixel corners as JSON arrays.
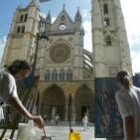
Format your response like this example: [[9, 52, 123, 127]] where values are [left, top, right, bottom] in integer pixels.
[[75, 85, 94, 122], [41, 84, 66, 121]]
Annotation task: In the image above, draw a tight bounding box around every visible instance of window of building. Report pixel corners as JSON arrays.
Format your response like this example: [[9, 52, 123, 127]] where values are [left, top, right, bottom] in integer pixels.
[[17, 26, 20, 33], [106, 36, 112, 46], [24, 14, 28, 22], [45, 70, 50, 80], [109, 66, 118, 76], [21, 26, 25, 33], [59, 70, 65, 80], [104, 18, 110, 27], [52, 70, 58, 80], [61, 15, 66, 21], [20, 15, 24, 22], [66, 69, 72, 80], [104, 4, 109, 14]]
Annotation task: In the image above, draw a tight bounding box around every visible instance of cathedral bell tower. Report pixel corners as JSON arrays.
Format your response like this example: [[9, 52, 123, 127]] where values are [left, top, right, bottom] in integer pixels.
[[92, 0, 132, 78], [1, 1, 39, 66]]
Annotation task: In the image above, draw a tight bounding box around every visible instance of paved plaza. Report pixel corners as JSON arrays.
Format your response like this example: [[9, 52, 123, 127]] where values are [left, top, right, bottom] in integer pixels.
[[0, 125, 106, 140]]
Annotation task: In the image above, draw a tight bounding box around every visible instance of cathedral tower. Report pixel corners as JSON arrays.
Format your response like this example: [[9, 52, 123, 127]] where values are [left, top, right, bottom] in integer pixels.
[[92, 0, 132, 78], [1, 1, 39, 66]]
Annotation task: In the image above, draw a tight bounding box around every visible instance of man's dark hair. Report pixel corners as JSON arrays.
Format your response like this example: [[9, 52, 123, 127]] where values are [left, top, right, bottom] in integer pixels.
[[7, 60, 30, 75]]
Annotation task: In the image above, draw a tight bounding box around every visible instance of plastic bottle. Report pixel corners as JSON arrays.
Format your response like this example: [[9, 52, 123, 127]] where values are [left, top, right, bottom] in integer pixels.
[[17, 120, 36, 140]]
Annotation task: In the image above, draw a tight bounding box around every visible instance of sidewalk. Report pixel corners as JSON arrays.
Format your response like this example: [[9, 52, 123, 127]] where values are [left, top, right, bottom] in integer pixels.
[[0, 126, 106, 140]]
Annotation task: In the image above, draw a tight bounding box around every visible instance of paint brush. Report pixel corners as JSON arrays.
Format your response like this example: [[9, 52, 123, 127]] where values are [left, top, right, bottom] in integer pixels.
[[43, 127, 47, 137]]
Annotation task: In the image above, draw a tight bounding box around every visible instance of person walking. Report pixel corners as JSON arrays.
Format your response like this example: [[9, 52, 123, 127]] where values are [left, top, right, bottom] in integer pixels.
[[0, 60, 45, 128], [55, 114, 59, 125], [82, 114, 89, 131], [115, 70, 140, 140]]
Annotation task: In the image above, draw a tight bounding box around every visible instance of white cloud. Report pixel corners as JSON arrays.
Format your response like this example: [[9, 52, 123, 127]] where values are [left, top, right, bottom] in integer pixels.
[[0, 36, 6, 67], [121, 0, 140, 45], [131, 51, 140, 73], [82, 9, 92, 52], [81, 9, 91, 21], [39, 12, 46, 18], [83, 20, 92, 52], [121, 0, 140, 73], [52, 17, 56, 23]]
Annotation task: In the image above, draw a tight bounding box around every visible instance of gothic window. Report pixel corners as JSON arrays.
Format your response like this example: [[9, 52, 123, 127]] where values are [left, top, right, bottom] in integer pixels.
[[109, 66, 118, 76], [50, 44, 71, 64], [52, 69, 58, 80], [104, 18, 110, 27], [21, 26, 25, 33], [20, 15, 24, 22], [61, 15, 66, 21], [66, 69, 72, 80], [59, 69, 65, 80], [17, 26, 20, 33], [45, 70, 50, 80], [104, 4, 109, 14], [24, 14, 28, 22], [106, 36, 112, 46]]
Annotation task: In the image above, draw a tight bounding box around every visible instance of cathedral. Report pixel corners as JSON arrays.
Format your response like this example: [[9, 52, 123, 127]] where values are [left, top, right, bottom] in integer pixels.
[[1, 0, 132, 123]]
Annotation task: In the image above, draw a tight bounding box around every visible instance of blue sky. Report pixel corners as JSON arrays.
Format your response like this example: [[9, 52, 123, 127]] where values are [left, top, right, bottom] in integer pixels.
[[0, 0, 140, 74], [0, 0, 90, 37]]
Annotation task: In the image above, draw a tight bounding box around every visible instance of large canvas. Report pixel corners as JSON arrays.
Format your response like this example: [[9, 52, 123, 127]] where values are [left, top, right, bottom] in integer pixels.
[[95, 78, 123, 138], [95, 75, 140, 138]]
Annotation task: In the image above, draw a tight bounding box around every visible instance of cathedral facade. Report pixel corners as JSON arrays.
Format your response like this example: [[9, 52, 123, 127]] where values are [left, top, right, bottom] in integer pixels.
[[1, 0, 132, 123]]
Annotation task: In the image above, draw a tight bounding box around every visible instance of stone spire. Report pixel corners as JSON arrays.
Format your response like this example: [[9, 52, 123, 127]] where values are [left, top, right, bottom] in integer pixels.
[[75, 7, 82, 31], [27, 0, 38, 8], [62, 4, 66, 11], [45, 11, 51, 33], [75, 7, 82, 22], [46, 10, 51, 23]]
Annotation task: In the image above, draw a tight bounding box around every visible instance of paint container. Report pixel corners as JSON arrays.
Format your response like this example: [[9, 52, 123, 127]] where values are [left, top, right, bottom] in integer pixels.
[[69, 131, 81, 140], [17, 120, 36, 140]]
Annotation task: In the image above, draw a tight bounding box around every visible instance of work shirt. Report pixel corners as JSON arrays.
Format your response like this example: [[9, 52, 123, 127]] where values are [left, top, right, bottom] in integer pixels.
[[116, 86, 140, 140], [0, 69, 18, 103]]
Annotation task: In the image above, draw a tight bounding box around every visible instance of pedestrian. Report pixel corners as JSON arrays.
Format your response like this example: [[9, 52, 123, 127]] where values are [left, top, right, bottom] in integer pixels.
[[82, 114, 89, 131], [0, 60, 45, 128], [115, 70, 140, 140], [55, 114, 59, 125]]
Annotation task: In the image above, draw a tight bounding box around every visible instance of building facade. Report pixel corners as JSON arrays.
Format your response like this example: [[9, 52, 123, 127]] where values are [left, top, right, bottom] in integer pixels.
[[92, 0, 132, 78], [1, 1, 94, 122], [1, 0, 132, 123], [36, 5, 94, 122]]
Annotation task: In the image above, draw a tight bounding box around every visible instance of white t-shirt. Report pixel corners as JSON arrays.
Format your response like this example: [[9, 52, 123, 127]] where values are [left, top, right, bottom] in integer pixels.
[[116, 86, 140, 140], [0, 69, 18, 103]]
